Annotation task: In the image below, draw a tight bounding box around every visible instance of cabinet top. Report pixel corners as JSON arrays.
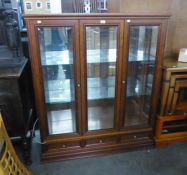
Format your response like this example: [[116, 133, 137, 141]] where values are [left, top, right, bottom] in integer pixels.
[[23, 13, 170, 20], [163, 57, 187, 70], [0, 58, 27, 79]]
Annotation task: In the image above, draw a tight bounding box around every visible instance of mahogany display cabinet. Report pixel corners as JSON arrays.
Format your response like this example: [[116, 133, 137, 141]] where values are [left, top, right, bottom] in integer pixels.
[[24, 14, 169, 162]]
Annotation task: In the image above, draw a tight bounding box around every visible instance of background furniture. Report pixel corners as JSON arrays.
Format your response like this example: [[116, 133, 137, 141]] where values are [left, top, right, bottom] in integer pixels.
[[155, 114, 187, 147], [24, 14, 169, 162], [0, 58, 34, 164], [73, 0, 98, 13], [155, 57, 187, 147], [160, 57, 187, 115], [0, 113, 32, 175]]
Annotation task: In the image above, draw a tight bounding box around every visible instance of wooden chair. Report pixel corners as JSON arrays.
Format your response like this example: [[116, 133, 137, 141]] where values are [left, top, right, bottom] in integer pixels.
[[0, 113, 33, 175]]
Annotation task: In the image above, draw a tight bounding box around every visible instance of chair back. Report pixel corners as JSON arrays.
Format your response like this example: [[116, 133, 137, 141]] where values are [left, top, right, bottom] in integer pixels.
[[0, 113, 33, 175]]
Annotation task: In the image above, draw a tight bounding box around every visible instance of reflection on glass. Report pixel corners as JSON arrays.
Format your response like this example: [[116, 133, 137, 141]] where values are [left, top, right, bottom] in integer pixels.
[[86, 26, 118, 131], [38, 27, 76, 134], [124, 26, 159, 126]]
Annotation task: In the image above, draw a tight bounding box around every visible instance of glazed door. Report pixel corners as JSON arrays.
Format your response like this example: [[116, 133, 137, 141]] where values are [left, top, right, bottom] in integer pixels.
[[28, 20, 81, 138], [121, 19, 165, 128], [80, 19, 124, 133]]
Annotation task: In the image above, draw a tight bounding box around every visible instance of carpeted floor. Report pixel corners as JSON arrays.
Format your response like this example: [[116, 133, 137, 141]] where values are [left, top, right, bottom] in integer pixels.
[[26, 133, 187, 175]]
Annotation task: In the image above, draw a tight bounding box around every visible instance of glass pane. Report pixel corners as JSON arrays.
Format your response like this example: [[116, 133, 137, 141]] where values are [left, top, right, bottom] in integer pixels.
[[124, 25, 159, 127], [86, 26, 118, 131], [38, 27, 76, 134]]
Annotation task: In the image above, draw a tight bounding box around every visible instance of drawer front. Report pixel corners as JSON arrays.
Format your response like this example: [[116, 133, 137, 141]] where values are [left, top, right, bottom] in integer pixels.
[[46, 141, 80, 150], [86, 137, 116, 146], [121, 132, 152, 142]]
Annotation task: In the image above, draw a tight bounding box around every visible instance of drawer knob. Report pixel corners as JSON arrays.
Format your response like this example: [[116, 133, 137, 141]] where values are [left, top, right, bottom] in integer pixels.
[[62, 144, 66, 148], [133, 135, 137, 139], [99, 140, 103, 143]]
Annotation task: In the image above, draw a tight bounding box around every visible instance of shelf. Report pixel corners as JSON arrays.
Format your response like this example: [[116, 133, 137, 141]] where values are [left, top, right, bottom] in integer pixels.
[[86, 49, 117, 63], [41, 50, 73, 66], [44, 79, 73, 103], [44, 77, 116, 103], [88, 106, 114, 131], [41, 49, 117, 66], [128, 51, 156, 62], [43, 75, 152, 103], [47, 105, 114, 134], [41, 49, 156, 66], [47, 109, 76, 134]]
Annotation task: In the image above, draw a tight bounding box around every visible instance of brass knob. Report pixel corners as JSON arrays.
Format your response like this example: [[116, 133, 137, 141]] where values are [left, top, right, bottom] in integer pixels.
[[62, 144, 66, 148]]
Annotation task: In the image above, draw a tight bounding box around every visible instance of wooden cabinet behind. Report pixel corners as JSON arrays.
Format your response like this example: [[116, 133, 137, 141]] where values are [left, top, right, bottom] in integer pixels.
[[24, 14, 169, 162], [155, 57, 187, 147], [160, 57, 187, 115]]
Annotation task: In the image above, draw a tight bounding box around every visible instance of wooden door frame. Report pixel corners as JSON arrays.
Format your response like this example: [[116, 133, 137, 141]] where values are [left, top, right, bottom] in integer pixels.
[[25, 19, 81, 141], [79, 18, 124, 135]]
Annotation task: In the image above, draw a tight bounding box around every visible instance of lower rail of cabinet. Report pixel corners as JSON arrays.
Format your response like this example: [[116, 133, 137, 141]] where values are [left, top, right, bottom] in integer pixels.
[[41, 138, 154, 162]]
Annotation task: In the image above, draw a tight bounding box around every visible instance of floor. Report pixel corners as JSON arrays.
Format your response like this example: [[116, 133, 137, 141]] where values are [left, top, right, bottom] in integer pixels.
[[26, 133, 187, 175]]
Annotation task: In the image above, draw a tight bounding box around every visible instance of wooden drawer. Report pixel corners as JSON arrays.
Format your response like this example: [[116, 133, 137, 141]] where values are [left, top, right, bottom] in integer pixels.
[[121, 132, 152, 142], [86, 137, 116, 146], [46, 141, 80, 150]]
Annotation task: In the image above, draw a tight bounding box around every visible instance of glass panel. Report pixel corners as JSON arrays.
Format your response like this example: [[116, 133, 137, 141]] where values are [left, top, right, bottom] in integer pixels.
[[86, 26, 118, 131], [124, 25, 159, 127], [38, 26, 76, 134]]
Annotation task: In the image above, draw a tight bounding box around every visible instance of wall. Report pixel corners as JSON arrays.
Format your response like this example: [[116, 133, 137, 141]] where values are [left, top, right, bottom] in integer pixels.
[[117, 0, 187, 56], [61, 0, 187, 57], [170, 0, 187, 56]]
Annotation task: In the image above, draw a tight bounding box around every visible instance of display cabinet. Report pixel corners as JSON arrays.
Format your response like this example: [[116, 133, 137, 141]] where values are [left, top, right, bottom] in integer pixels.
[[24, 14, 169, 162]]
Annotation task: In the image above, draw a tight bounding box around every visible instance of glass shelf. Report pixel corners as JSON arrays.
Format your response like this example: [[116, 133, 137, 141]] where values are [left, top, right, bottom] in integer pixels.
[[41, 49, 155, 66], [44, 74, 153, 104], [47, 109, 76, 134], [41, 49, 117, 66], [87, 49, 117, 63], [44, 77, 116, 103], [128, 50, 156, 62], [41, 50, 73, 66]]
